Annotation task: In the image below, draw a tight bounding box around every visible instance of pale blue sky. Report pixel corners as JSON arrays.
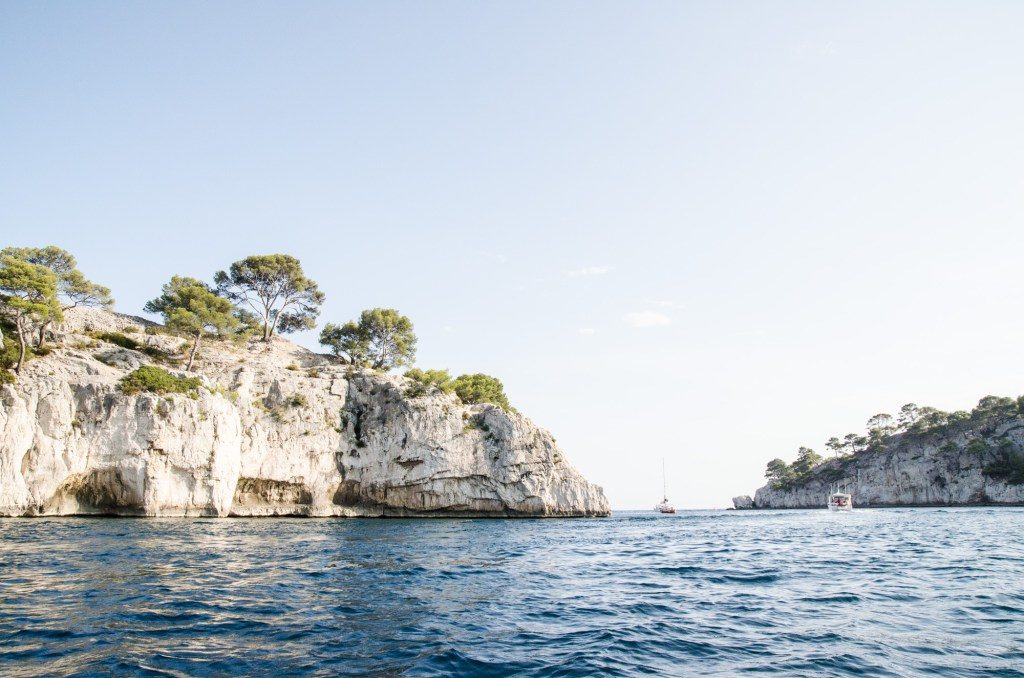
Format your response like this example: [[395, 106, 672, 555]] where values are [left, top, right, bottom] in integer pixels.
[[4, 2, 1024, 508]]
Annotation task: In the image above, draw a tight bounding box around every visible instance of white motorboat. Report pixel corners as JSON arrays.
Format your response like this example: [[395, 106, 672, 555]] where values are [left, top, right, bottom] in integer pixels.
[[655, 459, 676, 513], [827, 492, 853, 511]]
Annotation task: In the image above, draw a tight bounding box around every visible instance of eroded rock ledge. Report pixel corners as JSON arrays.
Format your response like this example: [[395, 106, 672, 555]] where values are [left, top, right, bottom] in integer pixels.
[[0, 309, 610, 518]]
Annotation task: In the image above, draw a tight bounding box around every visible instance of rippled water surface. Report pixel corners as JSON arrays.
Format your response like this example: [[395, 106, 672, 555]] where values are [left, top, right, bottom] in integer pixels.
[[2, 509, 1023, 676]]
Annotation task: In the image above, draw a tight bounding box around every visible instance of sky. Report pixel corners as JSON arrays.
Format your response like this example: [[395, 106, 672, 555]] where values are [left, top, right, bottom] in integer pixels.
[[3, 1, 1024, 509]]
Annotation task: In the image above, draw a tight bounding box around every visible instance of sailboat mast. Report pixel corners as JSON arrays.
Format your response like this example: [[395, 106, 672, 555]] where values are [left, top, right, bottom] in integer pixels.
[[662, 458, 667, 501]]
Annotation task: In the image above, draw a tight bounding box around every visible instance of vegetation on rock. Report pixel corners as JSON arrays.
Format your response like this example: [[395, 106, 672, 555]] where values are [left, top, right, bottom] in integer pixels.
[[320, 308, 416, 370], [404, 368, 454, 397], [1, 246, 112, 347], [144, 276, 240, 371], [95, 332, 141, 351], [1, 244, 523, 414], [451, 373, 514, 412], [764, 394, 1024, 489], [120, 365, 202, 397], [214, 254, 324, 341], [0, 255, 60, 374]]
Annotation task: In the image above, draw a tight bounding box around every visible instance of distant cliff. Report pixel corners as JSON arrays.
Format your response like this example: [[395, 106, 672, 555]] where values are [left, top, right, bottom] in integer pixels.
[[0, 309, 609, 517], [734, 397, 1024, 509]]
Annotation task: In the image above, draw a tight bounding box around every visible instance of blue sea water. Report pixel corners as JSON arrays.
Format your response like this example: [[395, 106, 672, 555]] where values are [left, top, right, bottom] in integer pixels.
[[1, 509, 1023, 677]]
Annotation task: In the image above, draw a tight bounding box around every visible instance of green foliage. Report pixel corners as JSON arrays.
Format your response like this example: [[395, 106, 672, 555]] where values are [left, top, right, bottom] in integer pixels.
[[144, 276, 239, 371], [1, 319, 21, 372], [211, 385, 240, 403], [764, 391, 1024, 492], [898, 403, 920, 428], [451, 373, 513, 412], [764, 458, 791, 488], [96, 332, 141, 351], [0, 254, 60, 372], [766, 448, 825, 490], [214, 254, 324, 341], [966, 439, 991, 456], [404, 368, 453, 397], [970, 395, 1019, 430], [119, 366, 202, 397], [289, 393, 309, 408], [1, 245, 113, 311], [790, 447, 822, 476], [983, 454, 1024, 485], [320, 308, 417, 371]]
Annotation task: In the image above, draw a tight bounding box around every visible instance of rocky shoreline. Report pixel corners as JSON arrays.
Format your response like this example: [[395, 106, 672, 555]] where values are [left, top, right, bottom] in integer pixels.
[[733, 401, 1024, 510]]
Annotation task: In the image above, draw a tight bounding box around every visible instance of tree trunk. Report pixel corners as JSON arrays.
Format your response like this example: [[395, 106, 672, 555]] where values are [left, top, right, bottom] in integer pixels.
[[262, 316, 272, 341], [14, 317, 27, 374], [187, 334, 200, 371]]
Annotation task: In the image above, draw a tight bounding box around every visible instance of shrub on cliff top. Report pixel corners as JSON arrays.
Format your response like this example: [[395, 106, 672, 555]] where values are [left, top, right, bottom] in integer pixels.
[[451, 373, 513, 412], [404, 368, 454, 398], [95, 332, 141, 351], [120, 365, 201, 397]]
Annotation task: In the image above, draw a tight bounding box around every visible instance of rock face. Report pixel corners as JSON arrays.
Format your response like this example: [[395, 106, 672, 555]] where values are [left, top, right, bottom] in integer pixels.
[[731, 495, 753, 510], [0, 309, 609, 517], [735, 419, 1024, 509]]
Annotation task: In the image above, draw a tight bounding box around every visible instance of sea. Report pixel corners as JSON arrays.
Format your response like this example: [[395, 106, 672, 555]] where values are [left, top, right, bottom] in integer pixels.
[[1, 508, 1022, 676]]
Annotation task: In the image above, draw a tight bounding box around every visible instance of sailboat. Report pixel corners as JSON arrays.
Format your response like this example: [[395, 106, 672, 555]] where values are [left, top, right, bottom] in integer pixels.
[[654, 459, 676, 514]]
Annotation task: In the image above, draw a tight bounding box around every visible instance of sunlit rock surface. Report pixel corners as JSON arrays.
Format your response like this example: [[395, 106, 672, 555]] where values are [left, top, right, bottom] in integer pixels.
[[735, 422, 1024, 509], [0, 309, 609, 517]]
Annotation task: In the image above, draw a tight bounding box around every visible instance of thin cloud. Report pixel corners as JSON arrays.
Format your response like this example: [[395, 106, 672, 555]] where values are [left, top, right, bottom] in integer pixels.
[[477, 251, 508, 263], [566, 266, 613, 278], [644, 298, 685, 309], [623, 312, 670, 328], [578, 328, 596, 336]]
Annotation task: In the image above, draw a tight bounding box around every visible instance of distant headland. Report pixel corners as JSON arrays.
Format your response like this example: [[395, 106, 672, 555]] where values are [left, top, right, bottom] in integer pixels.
[[734, 398, 1024, 509]]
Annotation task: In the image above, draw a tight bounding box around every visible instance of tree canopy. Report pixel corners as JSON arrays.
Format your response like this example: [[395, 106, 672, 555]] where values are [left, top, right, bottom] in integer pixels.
[[214, 254, 324, 341], [320, 308, 416, 370], [764, 458, 791, 483], [1, 246, 112, 346], [451, 373, 513, 412], [790, 447, 822, 477], [0, 255, 60, 373], [404, 368, 454, 397], [144, 276, 239, 371]]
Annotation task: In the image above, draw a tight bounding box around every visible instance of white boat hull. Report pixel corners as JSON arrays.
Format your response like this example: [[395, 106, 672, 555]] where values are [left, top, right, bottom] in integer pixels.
[[827, 493, 853, 511]]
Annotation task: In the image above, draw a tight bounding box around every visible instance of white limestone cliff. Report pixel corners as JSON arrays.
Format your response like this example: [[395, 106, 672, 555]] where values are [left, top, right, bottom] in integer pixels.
[[0, 309, 610, 517], [734, 420, 1024, 509]]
